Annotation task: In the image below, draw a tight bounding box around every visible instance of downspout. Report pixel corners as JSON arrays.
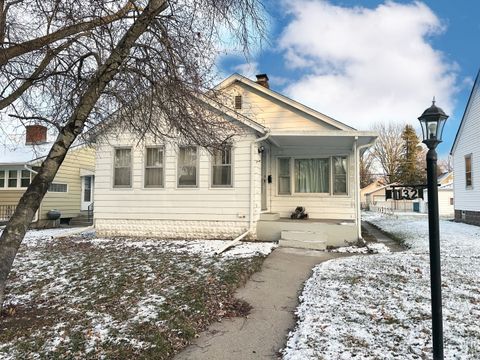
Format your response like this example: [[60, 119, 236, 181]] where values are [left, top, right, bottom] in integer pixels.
[[355, 138, 377, 241], [215, 128, 271, 255], [250, 129, 271, 233], [23, 164, 39, 223]]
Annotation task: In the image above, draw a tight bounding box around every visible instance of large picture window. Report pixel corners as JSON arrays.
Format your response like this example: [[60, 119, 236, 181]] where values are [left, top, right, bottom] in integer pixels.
[[333, 156, 348, 194], [145, 147, 164, 188], [295, 158, 330, 193], [212, 147, 232, 187], [178, 146, 197, 187], [278, 158, 291, 195], [465, 154, 472, 188], [114, 148, 132, 188]]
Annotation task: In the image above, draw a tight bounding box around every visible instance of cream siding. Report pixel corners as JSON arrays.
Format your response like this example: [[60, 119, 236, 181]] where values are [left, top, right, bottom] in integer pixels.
[[452, 78, 480, 212], [39, 146, 95, 220], [268, 146, 356, 219], [94, 133, 262, 238], [225, 83, 340, 132]]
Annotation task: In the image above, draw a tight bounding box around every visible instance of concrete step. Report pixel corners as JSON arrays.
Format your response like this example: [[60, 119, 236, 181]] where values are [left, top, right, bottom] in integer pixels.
[[278, 239, 327, 250], [279, 230, 327, 250], [259, 212, 280, 221], [281, 230, 324, 242]]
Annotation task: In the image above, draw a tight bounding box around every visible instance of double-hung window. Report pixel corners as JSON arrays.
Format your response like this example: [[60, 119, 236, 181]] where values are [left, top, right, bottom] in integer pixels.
[[21, 170, 31, 187], [178, 146, 198, 187], [212, 147, 232, 187], [465, 154, 473, 188], [278, 158, 291, 195], [0, 171, 4, 187], [333, 156, 348, 195], [295, 158, 330, 193], [145, 147, 164, 188], [114, 148, 132, 188], [8, 170, 17, 188]]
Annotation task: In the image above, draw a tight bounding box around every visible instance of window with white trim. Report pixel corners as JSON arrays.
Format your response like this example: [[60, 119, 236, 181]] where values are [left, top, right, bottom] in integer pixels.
[[8, 170, 17, 188], [333, 156, 348, 195], [49, 183, 68, 192], [212, 147, 232, 187], [0, 170, 4, 187], [114, 148, 132, 188], [295, 158, 330, 193], [178, 146, 197, 187], [21, 170, 31, 188], [465, 154, 473, 188], [144, 147, 164, 188], [278, 158, 291, 195]]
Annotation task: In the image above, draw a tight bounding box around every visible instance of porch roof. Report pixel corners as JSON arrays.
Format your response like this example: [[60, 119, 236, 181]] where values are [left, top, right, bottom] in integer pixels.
[[268, 131, 377, 148]]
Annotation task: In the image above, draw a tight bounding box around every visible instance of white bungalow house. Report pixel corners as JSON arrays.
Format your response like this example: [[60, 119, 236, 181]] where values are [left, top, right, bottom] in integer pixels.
[[94, 74, 377, 249], [451, 69, 480, 226]]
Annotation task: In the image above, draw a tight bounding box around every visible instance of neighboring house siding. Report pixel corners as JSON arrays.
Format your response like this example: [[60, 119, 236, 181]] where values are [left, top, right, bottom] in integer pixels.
[[226, 83, 339, 132], [438, 190, 454, 217], [269, 147, 356, 220], [0, 189, 24, 206], [39, 146, 95, 220], [94, 133, 262, 239], [453, 77, 480, 222]]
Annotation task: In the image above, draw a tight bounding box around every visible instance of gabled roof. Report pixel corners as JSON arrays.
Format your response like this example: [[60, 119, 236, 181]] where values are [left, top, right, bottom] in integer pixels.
[[451, 69, 480, 154], [215, 73, 356, 132]]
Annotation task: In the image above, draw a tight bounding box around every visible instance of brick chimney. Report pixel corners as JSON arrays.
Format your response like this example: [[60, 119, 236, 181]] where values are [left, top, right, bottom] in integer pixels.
[[255, 74, 269, 89], [25, 125, 47, 145]]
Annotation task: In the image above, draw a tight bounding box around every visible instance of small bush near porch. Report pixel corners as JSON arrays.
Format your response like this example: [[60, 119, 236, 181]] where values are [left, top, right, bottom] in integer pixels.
[[0, 229, 275, 359]]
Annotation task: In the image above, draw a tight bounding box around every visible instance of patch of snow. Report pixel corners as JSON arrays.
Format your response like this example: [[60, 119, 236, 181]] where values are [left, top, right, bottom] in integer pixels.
[[283, 212, 480, 359], [330, 243, 391, 254]]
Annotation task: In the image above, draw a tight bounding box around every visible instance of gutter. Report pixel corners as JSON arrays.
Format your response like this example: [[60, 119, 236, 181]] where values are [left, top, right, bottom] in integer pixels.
[[216, 129, 271, 255], [355, 137, 377, 241]]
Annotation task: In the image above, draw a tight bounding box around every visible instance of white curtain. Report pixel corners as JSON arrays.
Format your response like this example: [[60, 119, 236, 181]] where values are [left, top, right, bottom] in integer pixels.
[[145, 147, 163, 187], [333, 157, 347, 194], [212, 147, 232, 186], [178, 147, 197, 186], [295, 159, 329, 193]]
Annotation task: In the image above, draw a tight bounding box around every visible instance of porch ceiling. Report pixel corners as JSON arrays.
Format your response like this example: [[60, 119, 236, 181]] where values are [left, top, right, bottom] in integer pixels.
[[268, 131, 377, 149]]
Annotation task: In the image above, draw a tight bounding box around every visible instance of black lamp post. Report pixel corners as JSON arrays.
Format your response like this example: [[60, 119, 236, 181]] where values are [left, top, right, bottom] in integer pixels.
[[418, 99, 449, 360]]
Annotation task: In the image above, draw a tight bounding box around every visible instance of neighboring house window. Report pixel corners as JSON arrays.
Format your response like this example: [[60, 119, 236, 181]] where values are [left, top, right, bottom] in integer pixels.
[[21, 170, 31, 187], [145, 147, 164, 188], [212, 147, 232, 187], [450, 198, 454, 205], [0, 170, 4, 187], [49, 183, 68, 192], [178, 146, 197, 187], [465, 154, 473, 188], [8, 170, 17, 188], [234, 95, 242, 110], [295, 158, 330, 193], [114, 148, 132, 188], [278, 158, 291, 195], [333, 156, 348, 195]]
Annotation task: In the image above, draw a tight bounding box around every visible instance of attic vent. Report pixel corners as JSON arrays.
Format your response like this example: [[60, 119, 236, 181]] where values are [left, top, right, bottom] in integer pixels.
[[234, 95, 242, 110]]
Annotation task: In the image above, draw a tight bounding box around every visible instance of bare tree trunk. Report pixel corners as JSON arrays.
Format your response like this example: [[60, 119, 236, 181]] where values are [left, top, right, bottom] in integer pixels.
[[0, 0, 166, 312]]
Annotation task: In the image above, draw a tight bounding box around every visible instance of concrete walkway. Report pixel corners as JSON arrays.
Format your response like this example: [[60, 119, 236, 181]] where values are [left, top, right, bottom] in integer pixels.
[[362, 221, 405, 252], [175, 247, 349, 360]]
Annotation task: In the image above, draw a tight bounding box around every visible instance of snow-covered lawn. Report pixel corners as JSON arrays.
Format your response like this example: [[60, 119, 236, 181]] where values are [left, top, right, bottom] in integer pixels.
[[0, 228, 275, 359], [283, 212, 480, 359]]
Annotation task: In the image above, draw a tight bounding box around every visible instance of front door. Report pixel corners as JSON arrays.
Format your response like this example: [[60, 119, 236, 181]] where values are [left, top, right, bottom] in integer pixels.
[[81, 175, 94, 211], [261, 149, 267, 211]]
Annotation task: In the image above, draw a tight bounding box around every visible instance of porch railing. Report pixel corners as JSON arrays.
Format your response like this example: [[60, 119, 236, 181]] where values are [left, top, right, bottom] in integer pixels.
[[0, 205, 16, 222]]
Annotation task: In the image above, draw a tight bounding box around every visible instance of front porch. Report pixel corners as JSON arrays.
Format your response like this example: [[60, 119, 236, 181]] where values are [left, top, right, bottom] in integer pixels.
[[256, 213, 357, 249]]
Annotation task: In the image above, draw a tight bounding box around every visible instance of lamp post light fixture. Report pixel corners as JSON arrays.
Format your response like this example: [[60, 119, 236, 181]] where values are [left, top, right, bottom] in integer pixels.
[[418, 99, 449, 360]]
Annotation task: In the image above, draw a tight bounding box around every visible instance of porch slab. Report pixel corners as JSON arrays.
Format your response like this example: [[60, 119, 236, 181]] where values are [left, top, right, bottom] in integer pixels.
[[257, 218, 357, 247]]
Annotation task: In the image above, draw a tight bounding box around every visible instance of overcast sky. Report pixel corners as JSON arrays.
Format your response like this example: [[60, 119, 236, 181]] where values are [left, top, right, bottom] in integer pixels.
[[221, 0, 480, 158]]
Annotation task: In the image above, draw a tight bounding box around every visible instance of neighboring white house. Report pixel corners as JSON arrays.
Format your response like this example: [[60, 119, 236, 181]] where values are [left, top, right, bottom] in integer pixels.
[[94, 74, 377, 249], [0, 125, 96, 226], [451, 69, 480, 226]]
